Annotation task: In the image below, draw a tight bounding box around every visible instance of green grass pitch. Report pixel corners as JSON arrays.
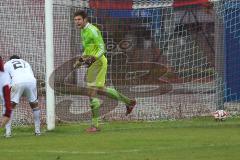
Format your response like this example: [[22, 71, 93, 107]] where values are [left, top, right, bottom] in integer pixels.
[[0, 117, 240, 160]]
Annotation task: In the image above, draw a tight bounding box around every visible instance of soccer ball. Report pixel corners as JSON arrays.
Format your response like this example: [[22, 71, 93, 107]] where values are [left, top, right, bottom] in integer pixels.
[[212, 110, 228, 121]]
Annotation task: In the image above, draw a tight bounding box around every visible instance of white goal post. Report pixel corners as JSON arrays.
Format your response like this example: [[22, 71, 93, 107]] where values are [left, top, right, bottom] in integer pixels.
[[45, 0, 55, 130]]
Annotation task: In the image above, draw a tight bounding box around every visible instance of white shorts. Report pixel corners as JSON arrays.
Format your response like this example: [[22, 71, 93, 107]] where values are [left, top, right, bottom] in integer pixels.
[[11, 82, 38, 104]]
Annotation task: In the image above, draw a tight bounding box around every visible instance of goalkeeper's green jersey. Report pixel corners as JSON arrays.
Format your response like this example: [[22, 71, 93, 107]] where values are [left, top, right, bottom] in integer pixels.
[[81, 23, 106, 59]]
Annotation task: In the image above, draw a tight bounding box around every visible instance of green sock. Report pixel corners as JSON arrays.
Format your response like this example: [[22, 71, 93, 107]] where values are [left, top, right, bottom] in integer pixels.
[[92, 117, 99, 128], [90, 98, 100, 127], [106, 87, 131, 105]]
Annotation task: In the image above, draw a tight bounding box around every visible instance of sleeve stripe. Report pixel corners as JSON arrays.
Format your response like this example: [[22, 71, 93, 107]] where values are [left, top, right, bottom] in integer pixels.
[[89, 25, 99, 37], [97, 44, 105, 59], [89, 26, 105, 58]]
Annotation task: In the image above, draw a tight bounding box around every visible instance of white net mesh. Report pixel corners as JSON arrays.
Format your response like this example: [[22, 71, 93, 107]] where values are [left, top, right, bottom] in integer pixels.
[[52, 0, 221, 121], [0, 0, 46, 125], [214, 0, 240, 114]]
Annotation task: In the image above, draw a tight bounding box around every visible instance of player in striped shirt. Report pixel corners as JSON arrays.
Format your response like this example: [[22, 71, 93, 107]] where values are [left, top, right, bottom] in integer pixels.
[[0, 56, 12, 129], [74, 10, 136, 132]]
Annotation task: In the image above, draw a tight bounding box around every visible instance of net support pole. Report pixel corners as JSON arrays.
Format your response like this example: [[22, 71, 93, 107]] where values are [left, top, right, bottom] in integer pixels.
[[214, 6, 224, 110], [45, 0, 55, 130]]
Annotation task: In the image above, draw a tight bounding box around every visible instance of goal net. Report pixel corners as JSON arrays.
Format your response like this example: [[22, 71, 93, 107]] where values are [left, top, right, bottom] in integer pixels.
[[0, 0, 46, 125], [0, 0, 240, 125]]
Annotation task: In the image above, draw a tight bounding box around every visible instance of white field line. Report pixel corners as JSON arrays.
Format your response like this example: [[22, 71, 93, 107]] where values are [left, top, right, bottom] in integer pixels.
[[0, 149, 140, 155], [0, 143, 237, 155]]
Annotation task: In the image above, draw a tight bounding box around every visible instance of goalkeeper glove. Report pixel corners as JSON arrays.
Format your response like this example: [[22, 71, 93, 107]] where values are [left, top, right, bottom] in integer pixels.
[[84, 56, 96, 67], [73, 57, 85, 69]]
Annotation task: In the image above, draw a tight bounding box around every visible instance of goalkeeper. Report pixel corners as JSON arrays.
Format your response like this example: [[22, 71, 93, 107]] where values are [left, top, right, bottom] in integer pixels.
[[73, 10, 136, 133]]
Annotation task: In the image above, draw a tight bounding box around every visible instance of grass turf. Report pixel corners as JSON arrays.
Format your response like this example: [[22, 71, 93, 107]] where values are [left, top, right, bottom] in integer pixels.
[[0, 117, 239, 160]]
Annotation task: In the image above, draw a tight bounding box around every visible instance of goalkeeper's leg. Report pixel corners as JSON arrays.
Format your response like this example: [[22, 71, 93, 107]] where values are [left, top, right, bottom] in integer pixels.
[[86, 97, 101, 132], [87, 62, 136, 108], [104, 87, 136, 115], [105, 87, 131, 104], [87, 57, 136, 116]]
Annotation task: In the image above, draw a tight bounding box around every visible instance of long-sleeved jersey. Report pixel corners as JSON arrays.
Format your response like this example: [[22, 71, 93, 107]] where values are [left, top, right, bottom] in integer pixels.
[[81, 23, 106, 59]]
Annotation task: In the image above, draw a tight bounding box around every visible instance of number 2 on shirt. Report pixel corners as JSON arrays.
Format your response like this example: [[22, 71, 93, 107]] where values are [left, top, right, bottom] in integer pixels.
[[12, 60, 26, 70]]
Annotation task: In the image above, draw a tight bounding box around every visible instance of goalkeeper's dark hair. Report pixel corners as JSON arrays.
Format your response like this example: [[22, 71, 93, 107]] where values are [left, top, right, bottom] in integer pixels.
[[9, 55, 20, 60], [74, 10, 88, 19]]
